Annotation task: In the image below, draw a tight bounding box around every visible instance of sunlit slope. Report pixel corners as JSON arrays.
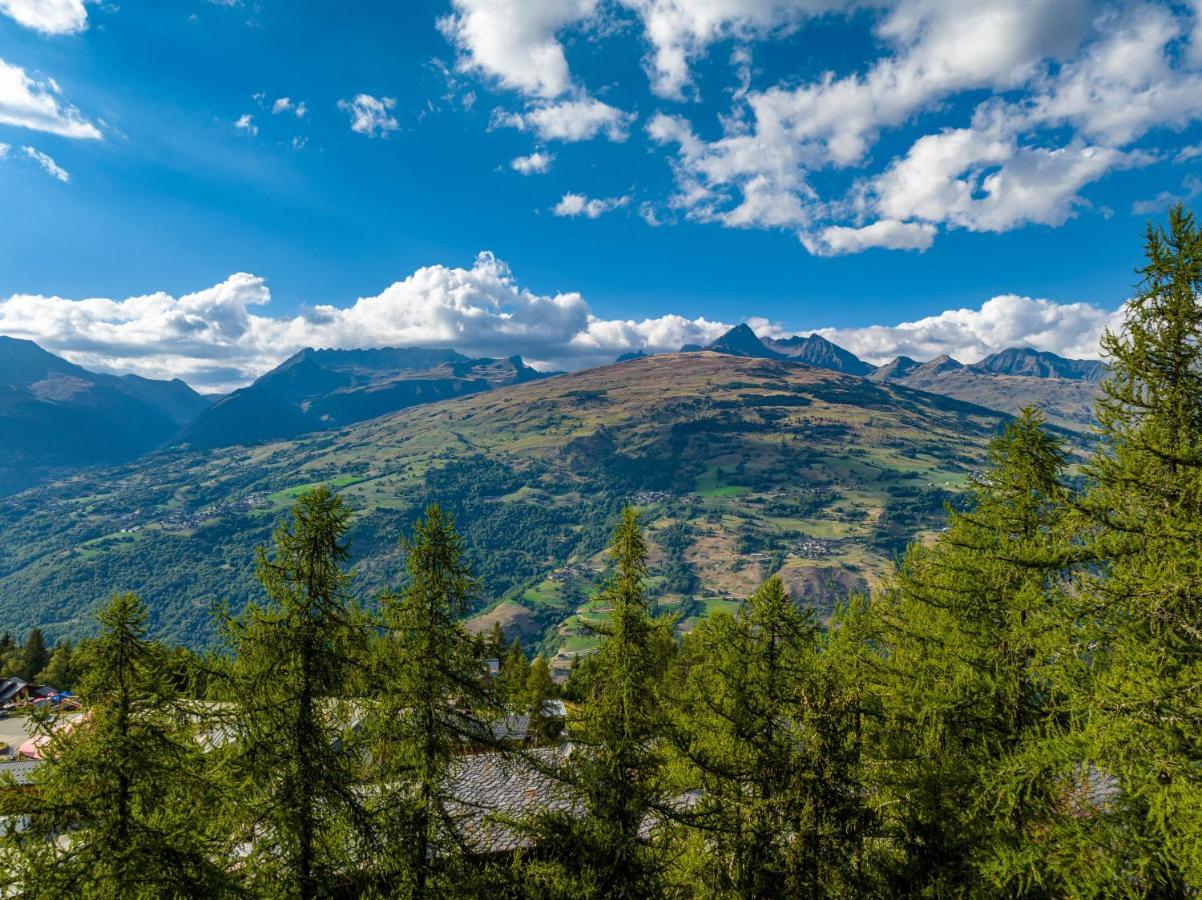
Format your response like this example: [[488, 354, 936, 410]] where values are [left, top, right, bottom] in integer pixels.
[[0, 352, 1010, 648]]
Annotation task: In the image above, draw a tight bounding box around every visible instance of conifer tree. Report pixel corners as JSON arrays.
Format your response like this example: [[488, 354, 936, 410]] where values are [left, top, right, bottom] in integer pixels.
[[670, 576, 872, 897], [872, 408, 1072, 893], [525, 507, 674, 898], [21, 627, 49, 681], [220, 486, 370, 899], [500, 637, 531, 710], [0, 593, 232, 898], [1063, 205, 1202, 892], [366, 504, 498, 896], [525, 656, 562, 744]]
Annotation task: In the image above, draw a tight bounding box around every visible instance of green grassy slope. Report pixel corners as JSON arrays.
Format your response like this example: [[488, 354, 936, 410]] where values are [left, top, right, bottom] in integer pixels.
[[0, 352, 1012, 651]]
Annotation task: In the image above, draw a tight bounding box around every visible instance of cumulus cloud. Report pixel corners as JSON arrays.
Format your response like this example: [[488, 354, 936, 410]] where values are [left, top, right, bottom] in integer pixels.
[[0, 58, 101, 139], [0, 0, 87, 34], [641, 1, 1202, 253], [552, 192, 630, 218], [439, 0, 598, 98], [0, 254, 725, 391], [493, 97, 634, 142], [338, 94, 399, 137], [511, 151, 554, 174], [803, 219, 935, 256], [616, 0, 843, 99], [22, 145, 68, 182], [234, 113, 258, 136], [807, 295, 1125, 365]]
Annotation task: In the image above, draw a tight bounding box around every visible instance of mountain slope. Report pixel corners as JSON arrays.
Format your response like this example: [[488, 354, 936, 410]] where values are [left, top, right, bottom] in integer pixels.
[[0, 337, 211, 495], [973, 347, 1107, 381], [0, 351, 1014, 648], [173, 346, 545, 449]]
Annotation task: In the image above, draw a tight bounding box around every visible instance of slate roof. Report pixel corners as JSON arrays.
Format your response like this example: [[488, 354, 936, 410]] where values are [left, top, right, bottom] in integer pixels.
[[0, 757, 45, 787], [446, 747, 577, 855]]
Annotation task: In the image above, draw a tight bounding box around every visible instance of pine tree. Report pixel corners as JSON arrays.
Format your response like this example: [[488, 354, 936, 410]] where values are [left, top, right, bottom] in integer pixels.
[[872, 408, 1072, 894], [525, 507, 675, 898], [483, 620, 507, 661], [366, 504, 499, 896], [0, 593, 232, 898], [1062, 205, 1202, 892], [670, 576, 873, 897], [35, 641, 81, 690], [219, 486, 370, 899]]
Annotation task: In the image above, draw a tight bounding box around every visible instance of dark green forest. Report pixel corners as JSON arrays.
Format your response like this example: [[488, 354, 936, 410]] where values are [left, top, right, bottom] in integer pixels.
[[1, 209, 1200, 896]]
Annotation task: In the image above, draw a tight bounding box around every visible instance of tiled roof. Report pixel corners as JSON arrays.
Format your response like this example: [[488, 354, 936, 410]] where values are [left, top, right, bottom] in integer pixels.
[[0, 757, 44, 786]]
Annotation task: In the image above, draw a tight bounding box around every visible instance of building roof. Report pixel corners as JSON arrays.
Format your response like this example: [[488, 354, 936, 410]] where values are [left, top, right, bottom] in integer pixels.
[[445, 747, 577, 855], [0, 757, 45, 787]]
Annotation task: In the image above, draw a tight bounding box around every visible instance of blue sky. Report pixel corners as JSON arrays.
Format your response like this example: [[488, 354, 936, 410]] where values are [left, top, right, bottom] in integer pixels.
[[0, 0, 1200, 390]]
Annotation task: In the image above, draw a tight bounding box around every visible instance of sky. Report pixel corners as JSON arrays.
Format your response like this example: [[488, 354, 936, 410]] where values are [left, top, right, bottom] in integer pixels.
[[0, 0, 1200, 391]]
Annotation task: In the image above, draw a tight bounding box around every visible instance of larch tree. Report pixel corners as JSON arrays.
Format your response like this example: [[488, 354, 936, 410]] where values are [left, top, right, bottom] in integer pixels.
[[220, 486, 371, 899], [0, 593, 233, 899], [871, 408, 1073, 895], [365, 504, 500, 897], [1064, 205, 1202, 893], [524, 507, 675, 899]]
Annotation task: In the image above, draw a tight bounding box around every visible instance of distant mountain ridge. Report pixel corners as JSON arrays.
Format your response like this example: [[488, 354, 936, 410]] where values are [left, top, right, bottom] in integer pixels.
[[696, 325, 1105, 430], [172, 345, 548, 450], [0, 336, 212, 495]]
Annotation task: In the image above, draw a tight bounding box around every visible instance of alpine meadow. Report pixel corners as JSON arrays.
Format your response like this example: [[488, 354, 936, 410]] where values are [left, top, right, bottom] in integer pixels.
[[3, 1, 1202, 896]]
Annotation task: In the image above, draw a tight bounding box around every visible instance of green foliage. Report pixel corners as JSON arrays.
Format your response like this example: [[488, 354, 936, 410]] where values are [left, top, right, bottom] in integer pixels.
[[668, 576, 875, 897], [365, 504, 500, 896], [0, 593, 233, 898], [524, 508, 677, 898], [219, 486, 371, 899]]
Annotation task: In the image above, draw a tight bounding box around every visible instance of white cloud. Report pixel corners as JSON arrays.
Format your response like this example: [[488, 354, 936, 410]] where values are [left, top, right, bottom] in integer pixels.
[[439, 0, 598, 98], [808, 294, 1125, 365], [234, 113, 258, 136], [0, 0, 87, 34], [0, 58, 101, 139], [272, 96, 307, 118], [868, 126, 1142, 234], [511, 151, 554, 174], [0, 142, 9, 157], [645, 1, 1202, 254], [22, 145, 68, 182], [0, 254, 727, 390], [804, 219, 935, 256], [494, 97, 634, 142], [338, 94, 398, 137], [552, 192, 630, 218], [617, 0, 845, 99]]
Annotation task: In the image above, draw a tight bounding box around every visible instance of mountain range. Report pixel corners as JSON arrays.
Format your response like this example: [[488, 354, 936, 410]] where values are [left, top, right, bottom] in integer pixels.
[[0, 337, 211, 495], [172, 347, 546, 450], [0, 329, 1107, 497]]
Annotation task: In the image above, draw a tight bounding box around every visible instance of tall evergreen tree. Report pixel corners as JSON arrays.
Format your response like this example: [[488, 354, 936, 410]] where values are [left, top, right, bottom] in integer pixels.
[[525, 656, 562, 745], [0, 593, 232, 898], [220, 486, 370, 899], [366, 504, 498, 896], [670, 576, 872, 897], [1063, 205, 1202, 892], [872, 408, 1072, 894], [525, 507, 675, 898], [21, 627, 49, 682]]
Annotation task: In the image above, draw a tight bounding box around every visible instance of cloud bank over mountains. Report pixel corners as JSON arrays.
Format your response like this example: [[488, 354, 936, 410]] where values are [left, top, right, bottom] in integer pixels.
[[0, 254, 1123, 392]]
